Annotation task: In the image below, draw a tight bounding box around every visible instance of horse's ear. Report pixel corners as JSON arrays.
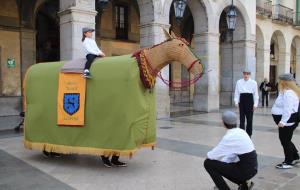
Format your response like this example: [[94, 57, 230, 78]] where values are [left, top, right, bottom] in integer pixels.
[[170, 30, 177, 38], [163, 28, 172, 40]]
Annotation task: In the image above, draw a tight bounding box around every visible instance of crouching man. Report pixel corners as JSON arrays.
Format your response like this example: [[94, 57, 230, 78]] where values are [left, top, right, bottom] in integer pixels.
[[204, 111, 258, 190]]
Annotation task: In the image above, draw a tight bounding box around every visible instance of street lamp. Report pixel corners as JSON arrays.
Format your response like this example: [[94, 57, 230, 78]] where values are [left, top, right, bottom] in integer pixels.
[[226, 0, 237, 31], [173, 0, 187, 24], [226, 0, 237, 106]]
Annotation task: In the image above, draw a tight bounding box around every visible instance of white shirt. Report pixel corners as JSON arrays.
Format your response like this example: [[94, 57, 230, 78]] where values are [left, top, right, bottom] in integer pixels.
[[271, 90, 299, 126], [207, 128, 255, 163], [82, 38, 104, 56], [234, 78, 259, 107]]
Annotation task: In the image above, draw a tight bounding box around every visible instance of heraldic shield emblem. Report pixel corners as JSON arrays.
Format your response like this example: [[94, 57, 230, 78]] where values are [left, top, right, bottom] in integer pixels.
[[63, 93, 80, 115]]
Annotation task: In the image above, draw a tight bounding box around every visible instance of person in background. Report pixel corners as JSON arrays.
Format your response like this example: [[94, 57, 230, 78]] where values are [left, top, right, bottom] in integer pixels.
[[82, 27, 105, 79], [234, 69, 259, 137], [259, 78, 271, 107], [204, 111, 257, 190], [271, 73, 300, 169]]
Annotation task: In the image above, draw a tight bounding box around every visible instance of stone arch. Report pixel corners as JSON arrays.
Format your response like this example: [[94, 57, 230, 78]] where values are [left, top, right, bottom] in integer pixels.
[[216, 0, 253, 39], [165, 0, 209, 106], [291, 35, 300, 83], [162, 0, 211, 32], [219, 6, 248, 106], [272, 30, 286, 52], [269, 30, 287, 86], [256, 25, 267, 83]]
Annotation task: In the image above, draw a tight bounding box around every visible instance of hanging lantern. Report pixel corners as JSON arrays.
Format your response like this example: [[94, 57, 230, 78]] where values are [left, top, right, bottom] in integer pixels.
[[226, 1, 237, 31], [173, 0, 187, 24]]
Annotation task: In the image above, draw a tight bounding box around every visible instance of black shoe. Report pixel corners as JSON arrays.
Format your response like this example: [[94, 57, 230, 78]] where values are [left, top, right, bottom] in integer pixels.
[[111, 155, 127, 167], [101, 156, 112, 168], [238, 181, 254, 190], [50, 152, 61, 158], [111, 160, 127, 167], [43, 150, 51, 158]]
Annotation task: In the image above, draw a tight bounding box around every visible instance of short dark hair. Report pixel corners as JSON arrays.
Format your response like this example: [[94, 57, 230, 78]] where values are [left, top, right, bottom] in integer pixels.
[[223, 122, 237, 129]]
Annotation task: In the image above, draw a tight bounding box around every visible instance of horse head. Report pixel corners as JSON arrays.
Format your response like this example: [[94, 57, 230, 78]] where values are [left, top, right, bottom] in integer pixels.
[[133, 29, 204, 89], [161, 29, 204, 77]]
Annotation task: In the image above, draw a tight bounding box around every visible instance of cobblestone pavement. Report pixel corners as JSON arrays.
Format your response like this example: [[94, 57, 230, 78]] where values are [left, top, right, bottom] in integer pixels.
[[1, 106, 300, 190]]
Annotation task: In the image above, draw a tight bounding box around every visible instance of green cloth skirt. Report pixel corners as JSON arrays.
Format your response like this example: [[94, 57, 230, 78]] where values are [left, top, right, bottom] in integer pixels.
[[24, 55, 156, 156]]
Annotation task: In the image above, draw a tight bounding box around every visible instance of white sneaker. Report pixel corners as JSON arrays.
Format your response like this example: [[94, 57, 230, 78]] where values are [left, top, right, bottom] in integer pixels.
[[276, 162, 293, 169]]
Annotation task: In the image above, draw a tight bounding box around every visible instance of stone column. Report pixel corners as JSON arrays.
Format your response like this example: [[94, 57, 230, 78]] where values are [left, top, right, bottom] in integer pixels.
[[20, 28, 36, 81], [244, 39, 257, 79], [193, 32, 220, 112], [58, 0, 97, 60], [278, 51, 291, 75], [140, 22, 171, 118], [256, 47, 270, 82]]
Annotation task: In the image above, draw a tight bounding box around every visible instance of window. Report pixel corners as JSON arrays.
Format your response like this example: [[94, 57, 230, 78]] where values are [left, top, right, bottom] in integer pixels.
[[115, 4, 128, 40]]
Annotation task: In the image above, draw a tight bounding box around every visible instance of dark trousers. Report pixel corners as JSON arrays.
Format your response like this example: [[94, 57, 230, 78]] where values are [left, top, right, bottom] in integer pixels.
[[84, 54, 98, 70], [239, 94, 254, 137], [204, 159, 255, 190], [261, 91, 268, 107], [279, 124, 299, 164]]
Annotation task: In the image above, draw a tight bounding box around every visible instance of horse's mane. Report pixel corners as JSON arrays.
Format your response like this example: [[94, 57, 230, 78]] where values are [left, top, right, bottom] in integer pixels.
[[148, 37, 191, 50]]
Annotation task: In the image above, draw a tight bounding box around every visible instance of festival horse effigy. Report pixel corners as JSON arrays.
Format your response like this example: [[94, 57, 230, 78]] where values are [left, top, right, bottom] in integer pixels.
[[23, 30, 204, 157]]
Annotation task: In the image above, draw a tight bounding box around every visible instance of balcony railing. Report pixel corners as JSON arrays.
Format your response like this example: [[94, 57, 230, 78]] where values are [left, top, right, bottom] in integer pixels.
[[256, 0, 272, 18], [272, 4, 293, 24]]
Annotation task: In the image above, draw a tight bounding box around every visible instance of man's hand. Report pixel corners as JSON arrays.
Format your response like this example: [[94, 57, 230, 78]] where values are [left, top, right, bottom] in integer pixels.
[[253, 106, 257, 111], [278, 123, 284, 128]]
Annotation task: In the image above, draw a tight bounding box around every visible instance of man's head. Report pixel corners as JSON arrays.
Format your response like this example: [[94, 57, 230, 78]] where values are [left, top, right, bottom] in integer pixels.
[[242, 68, 251, 81], [222, 111, 237, 129], [264, 78, 268, 82]]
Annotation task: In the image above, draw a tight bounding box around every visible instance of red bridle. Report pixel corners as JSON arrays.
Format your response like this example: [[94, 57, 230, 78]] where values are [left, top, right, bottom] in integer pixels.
[[187, 59, 200, 72]]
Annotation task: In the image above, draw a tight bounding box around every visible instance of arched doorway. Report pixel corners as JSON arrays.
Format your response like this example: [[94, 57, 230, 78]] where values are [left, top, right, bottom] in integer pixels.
[[169, 4, 195, 104], [269, 31, 286, 87], [35, 0, 60, 62], [219, 7, 246, 106], [256, 25, 267, 83]]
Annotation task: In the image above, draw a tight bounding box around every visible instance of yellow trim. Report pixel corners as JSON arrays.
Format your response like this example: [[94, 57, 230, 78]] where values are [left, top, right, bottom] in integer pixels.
[[24, 140, 156, 157]]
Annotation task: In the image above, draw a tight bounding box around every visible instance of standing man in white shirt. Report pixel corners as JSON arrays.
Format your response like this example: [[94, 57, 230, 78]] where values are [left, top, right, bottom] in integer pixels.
[[234, 69, 259, 137], [204, 111, 257, 190]]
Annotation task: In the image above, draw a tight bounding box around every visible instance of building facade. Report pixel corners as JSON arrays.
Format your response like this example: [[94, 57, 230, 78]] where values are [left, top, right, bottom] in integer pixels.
[[0, 0, 299, 117]]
